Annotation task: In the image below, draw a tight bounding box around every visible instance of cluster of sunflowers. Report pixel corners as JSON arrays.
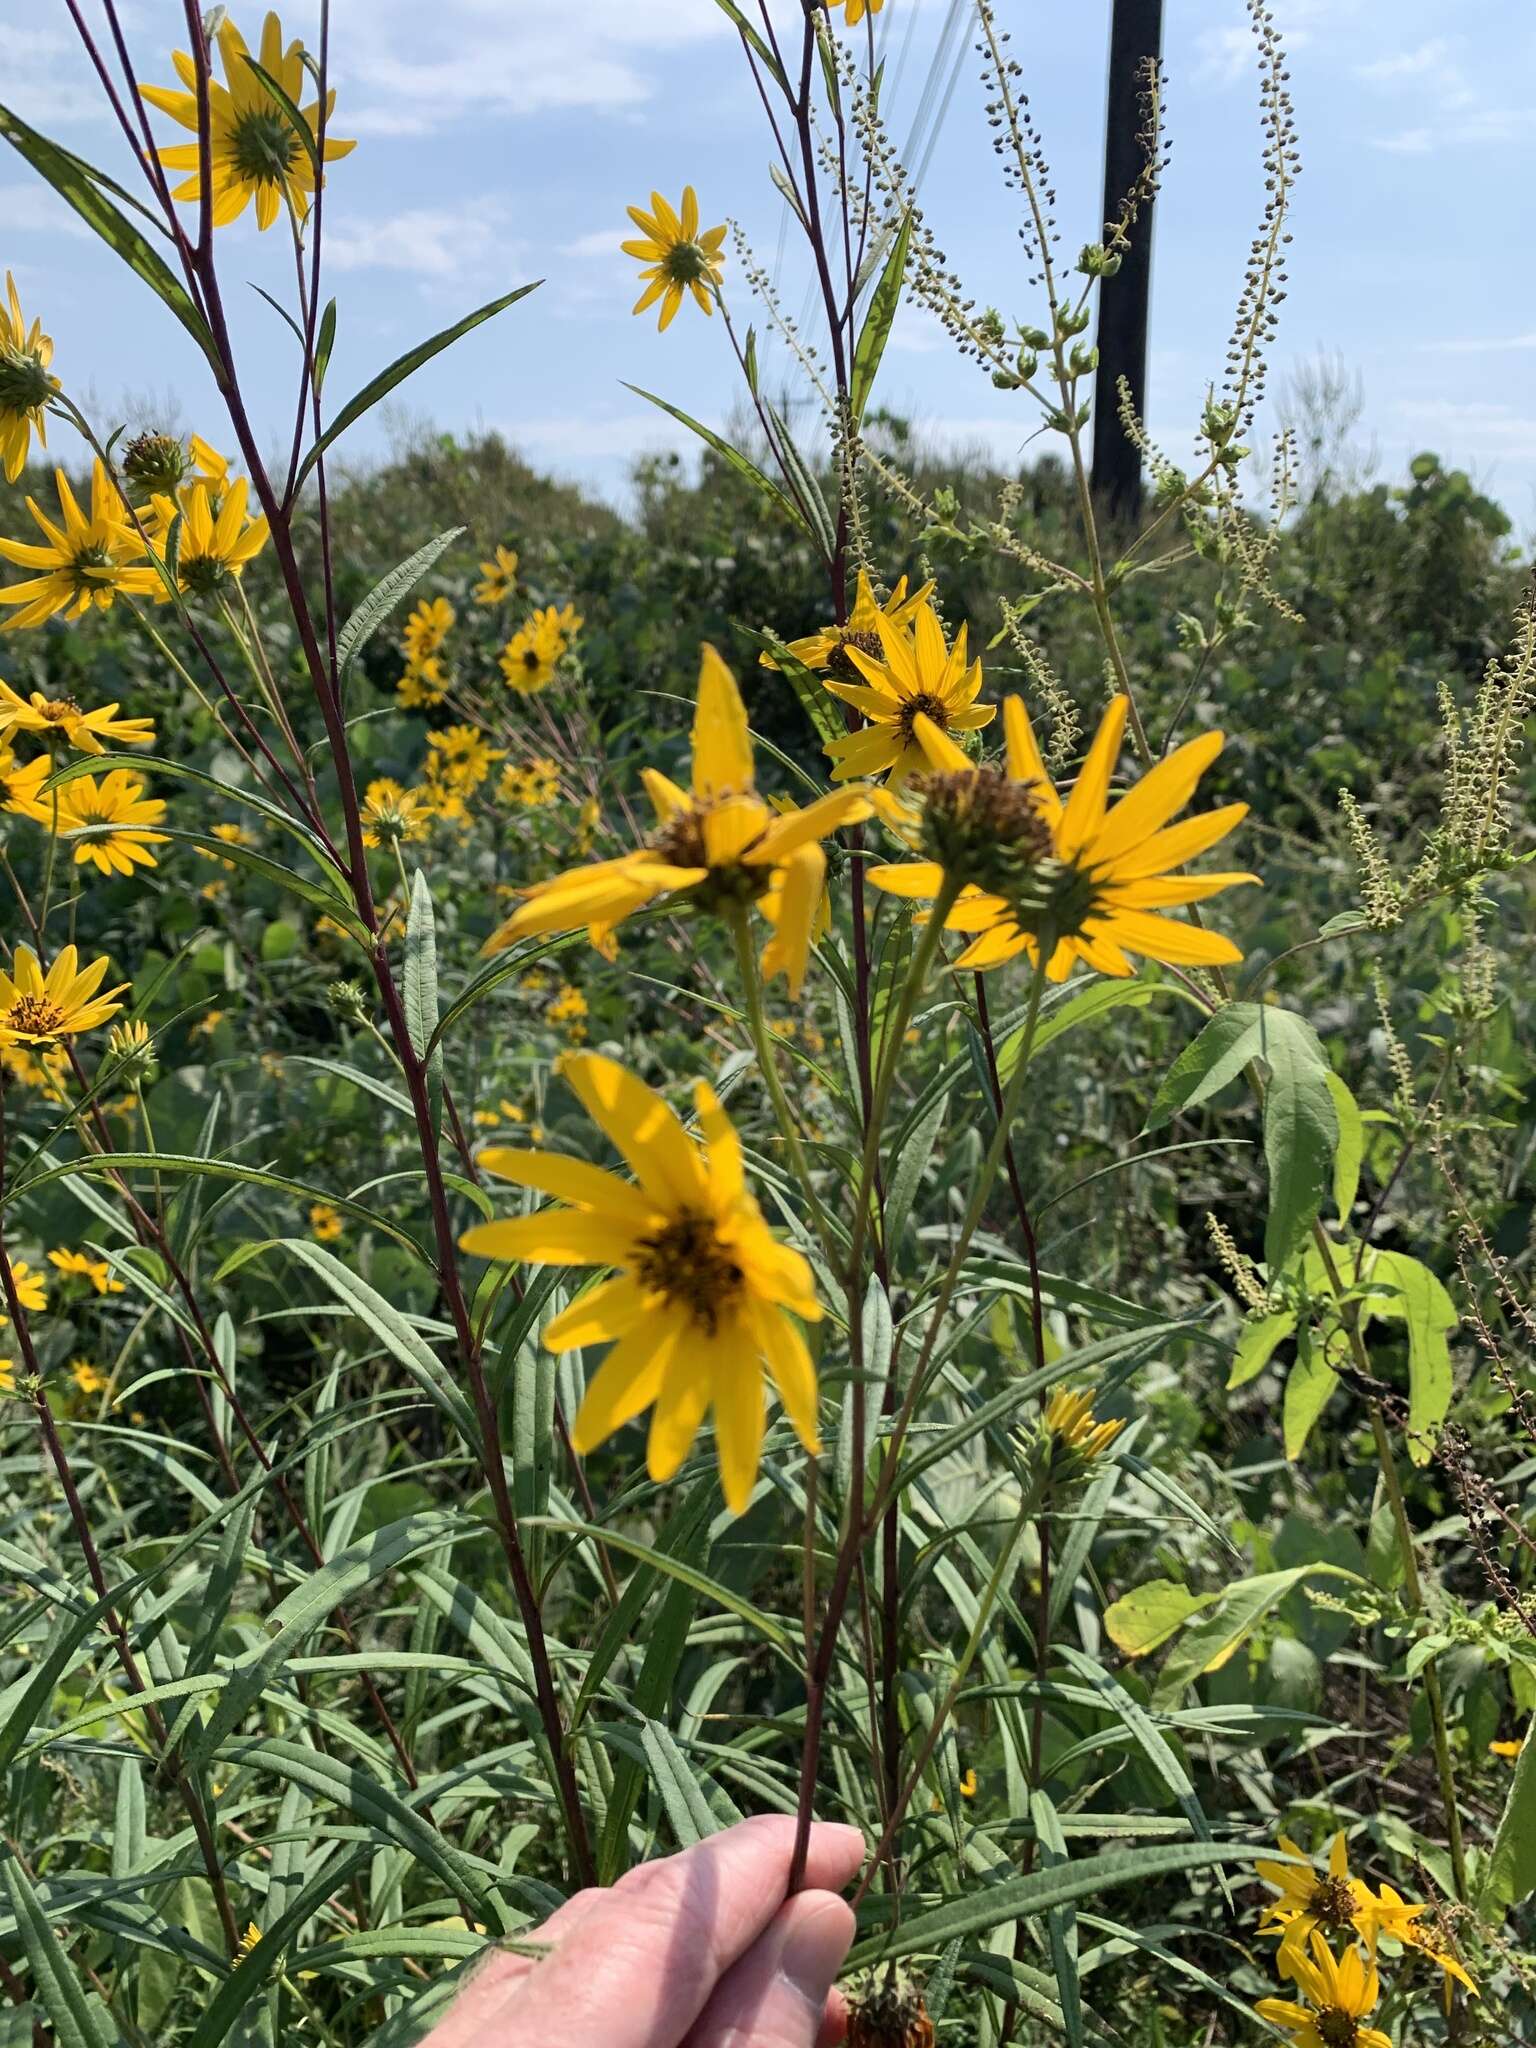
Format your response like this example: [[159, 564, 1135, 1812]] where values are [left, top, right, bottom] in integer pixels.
[[1253, 1833, 1476, 2046], [0, 1238, 127, 1405]]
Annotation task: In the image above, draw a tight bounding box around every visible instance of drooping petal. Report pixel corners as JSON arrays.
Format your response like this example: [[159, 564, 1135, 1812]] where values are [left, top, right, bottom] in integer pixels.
[[752, 1298, 821, 1453], [752, 786, 870, 863], [543, 1273, 652, 1349], [759, 841, 824, 998], [691, 643, 755, 798], [712, 1338, 765, 1513], [648, 1344, 714, 1481], [570, 1313, 681, 1452]]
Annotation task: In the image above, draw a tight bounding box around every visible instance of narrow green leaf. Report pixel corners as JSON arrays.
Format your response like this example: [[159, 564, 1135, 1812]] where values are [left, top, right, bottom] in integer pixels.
[[405, 869, 444, 1134], [239, 55, 319, 176], [1325, 1072, 1363, 1221], [847, 1843, 1256, 1964], [849, 210, 911, 426], [0, 103, 222, 380], [1, 1852, 116, 2048], [623, 383, 808, 537], [1153, 1565, 1363, 1704], [765, 397, 837, 563], [641, 1720, 730, 1847], [313, 296, 338, 393], [336, 529, 465, 679], [1029, 1789, 1083, 2048], [711, 0, 789, 89], [295, 283, 540, 488], [1480, 1725, 1536, 1910]]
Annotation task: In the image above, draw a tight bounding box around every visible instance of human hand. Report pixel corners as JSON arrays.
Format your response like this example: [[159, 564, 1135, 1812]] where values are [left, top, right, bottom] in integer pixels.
[[423, 1816, 866, 2047]]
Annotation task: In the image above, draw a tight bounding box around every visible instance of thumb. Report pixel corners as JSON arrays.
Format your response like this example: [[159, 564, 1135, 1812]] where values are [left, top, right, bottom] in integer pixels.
[[684, 1892, 855, 2048]]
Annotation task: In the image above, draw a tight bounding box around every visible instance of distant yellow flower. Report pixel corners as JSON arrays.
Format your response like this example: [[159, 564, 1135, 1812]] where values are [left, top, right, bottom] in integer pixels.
[[473, 545, 519, 606], [499, 756, 561, 809], [1, 1040, 70, 1098], [1258, 1835, 1377, 1973], [151, 478, 269, 594], [0, 682, 155, 757], [0, 744, 51, 824], [69, 1357, 109, 1397], [2, 1260, 47, 1316], [867, 694, 1255, 981], [1491, 1738, 1523, 1761], [308, 1202, 343, 1242], [426, 724, 503, 792], [234, 1921, 263, 1964], [460, 1051, 823, 1513], [1371, 1885, 1477, 1999], [1, 271, 57, 483], [140, 10, 356, 233], [0, 946, 125, 1048], [360, 777, 430, 847], [0, 462, 160, 631], [499, 618, 563, 695], [54, 770, 168, 877], [1042, 1386, 1124, 1463], [823, 598, 993, 786], [547, 984, 588, 1041], [48, 1248, 123, 1296], [403, 597, 455, 664], [762, 569, 934, 678], [397, 657, 449, 710], [485, 644, 871, 998], [193, 1008, 226, 1039], [624, 186, 727, 330], [1255, 1934, 1390, 2048], [531, 602, 582, 642], [0, 1358, 16, 1394]]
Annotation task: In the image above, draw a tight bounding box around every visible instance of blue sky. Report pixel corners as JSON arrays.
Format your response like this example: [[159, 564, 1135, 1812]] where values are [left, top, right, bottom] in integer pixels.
[[5, 0, 1534, 525]]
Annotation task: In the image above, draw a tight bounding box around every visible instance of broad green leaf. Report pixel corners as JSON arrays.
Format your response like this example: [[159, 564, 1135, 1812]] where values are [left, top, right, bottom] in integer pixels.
[[1358, 1248, 1458, 1465], [336, 528, 466, 679], [1480, 1726, 1536, 1911], [623, 383, 809, 538], [1152, 1565, 1364, 1704], [0, 103, 222, 380], [1226, 1310, 1296, 1390], [1325, 1071, 1363, 1221], [295, 283, 540, 488], [1282, 1333, 1339, 1461], [849, 209, 911, 426], [1262, 1012, 1339, 1271], [1103, 1580, 1214, 1659], [1143, 1003, 1263, 1132]]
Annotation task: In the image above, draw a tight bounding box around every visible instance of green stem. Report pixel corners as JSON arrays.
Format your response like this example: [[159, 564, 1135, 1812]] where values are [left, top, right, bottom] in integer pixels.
[[728, 908, 838, 1263], [846, 875, 962, 1287]]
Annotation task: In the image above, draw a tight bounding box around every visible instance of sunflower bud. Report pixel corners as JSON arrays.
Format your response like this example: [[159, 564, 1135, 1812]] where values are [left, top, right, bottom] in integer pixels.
[[327, 979, 369, 1023], [121, 431, 189, 496], [105, 1019, 158, 1086], [846, 1977, 935, 2048]]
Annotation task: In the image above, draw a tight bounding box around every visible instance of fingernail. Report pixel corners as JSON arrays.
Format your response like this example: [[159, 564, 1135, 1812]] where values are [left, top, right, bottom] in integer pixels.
[[777, 1896, 855, 2012]]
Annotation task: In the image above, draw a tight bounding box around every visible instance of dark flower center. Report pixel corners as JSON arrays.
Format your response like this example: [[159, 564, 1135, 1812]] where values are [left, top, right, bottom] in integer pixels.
[[634, 1212, 743, 1334], [649, 806, 772, 910], [1307, 1876, 1359, 1933], [6, 994, 66, 1040], [824, 625, 885, 681], [896, 691, 949, 742], [1314, 2011, 1358, 2048]]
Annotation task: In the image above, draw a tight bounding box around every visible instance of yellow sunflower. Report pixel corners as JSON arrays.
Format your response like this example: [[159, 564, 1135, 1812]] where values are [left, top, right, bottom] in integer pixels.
[[48, 1247, 124, 1296], [1255, 1935, 1391, 2048], [0, 461, 161, 631], [0, 744, 52, 823], [1371, 1886, 1477, 2000], [53, 770, 169, 877], [867, 694, 1255, 980], [360, 778, 431, 848], [473, 545, 520, 606], [761, 568, 934, 677], [150, 478, 269, 593], [499, 618, 563, 695], [0, 682, 154, 756], [485, 644, 871, 998], [836, 0, 886, 23], [624, 186, 727, 330], [309, 1203, 344, 1242], [1, 271, 57, 484], [824, 598, 995, 786], [140, 10, 356, 232], [0, 945, 126, 1048], [403, 596, 454, 664], [425, 724, 503, 793], [1258, 1834, 1378, 1975], [460, 1051, 822, 1512], [0, 1259, 47, 1316], [397, 657, 449, 709]]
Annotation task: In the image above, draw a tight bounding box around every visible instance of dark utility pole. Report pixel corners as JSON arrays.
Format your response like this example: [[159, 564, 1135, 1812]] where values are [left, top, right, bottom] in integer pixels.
[[1091, 0, 1164, 523]]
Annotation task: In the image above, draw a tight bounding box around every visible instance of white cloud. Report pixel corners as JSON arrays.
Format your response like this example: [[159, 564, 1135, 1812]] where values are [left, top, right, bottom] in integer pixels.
[[1356, 39, 1457, 85], [0, 24, 111, 125], [563, 229, 625, 262], [0, 184, 94, 239], [1393, 397, 1536, 464], [508, 409, 694, 465], [324, 202, 522, 280], [1371, 105, 1532, 154], [1417, 332, 1536, 355], [333, 0, 731, 128]]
